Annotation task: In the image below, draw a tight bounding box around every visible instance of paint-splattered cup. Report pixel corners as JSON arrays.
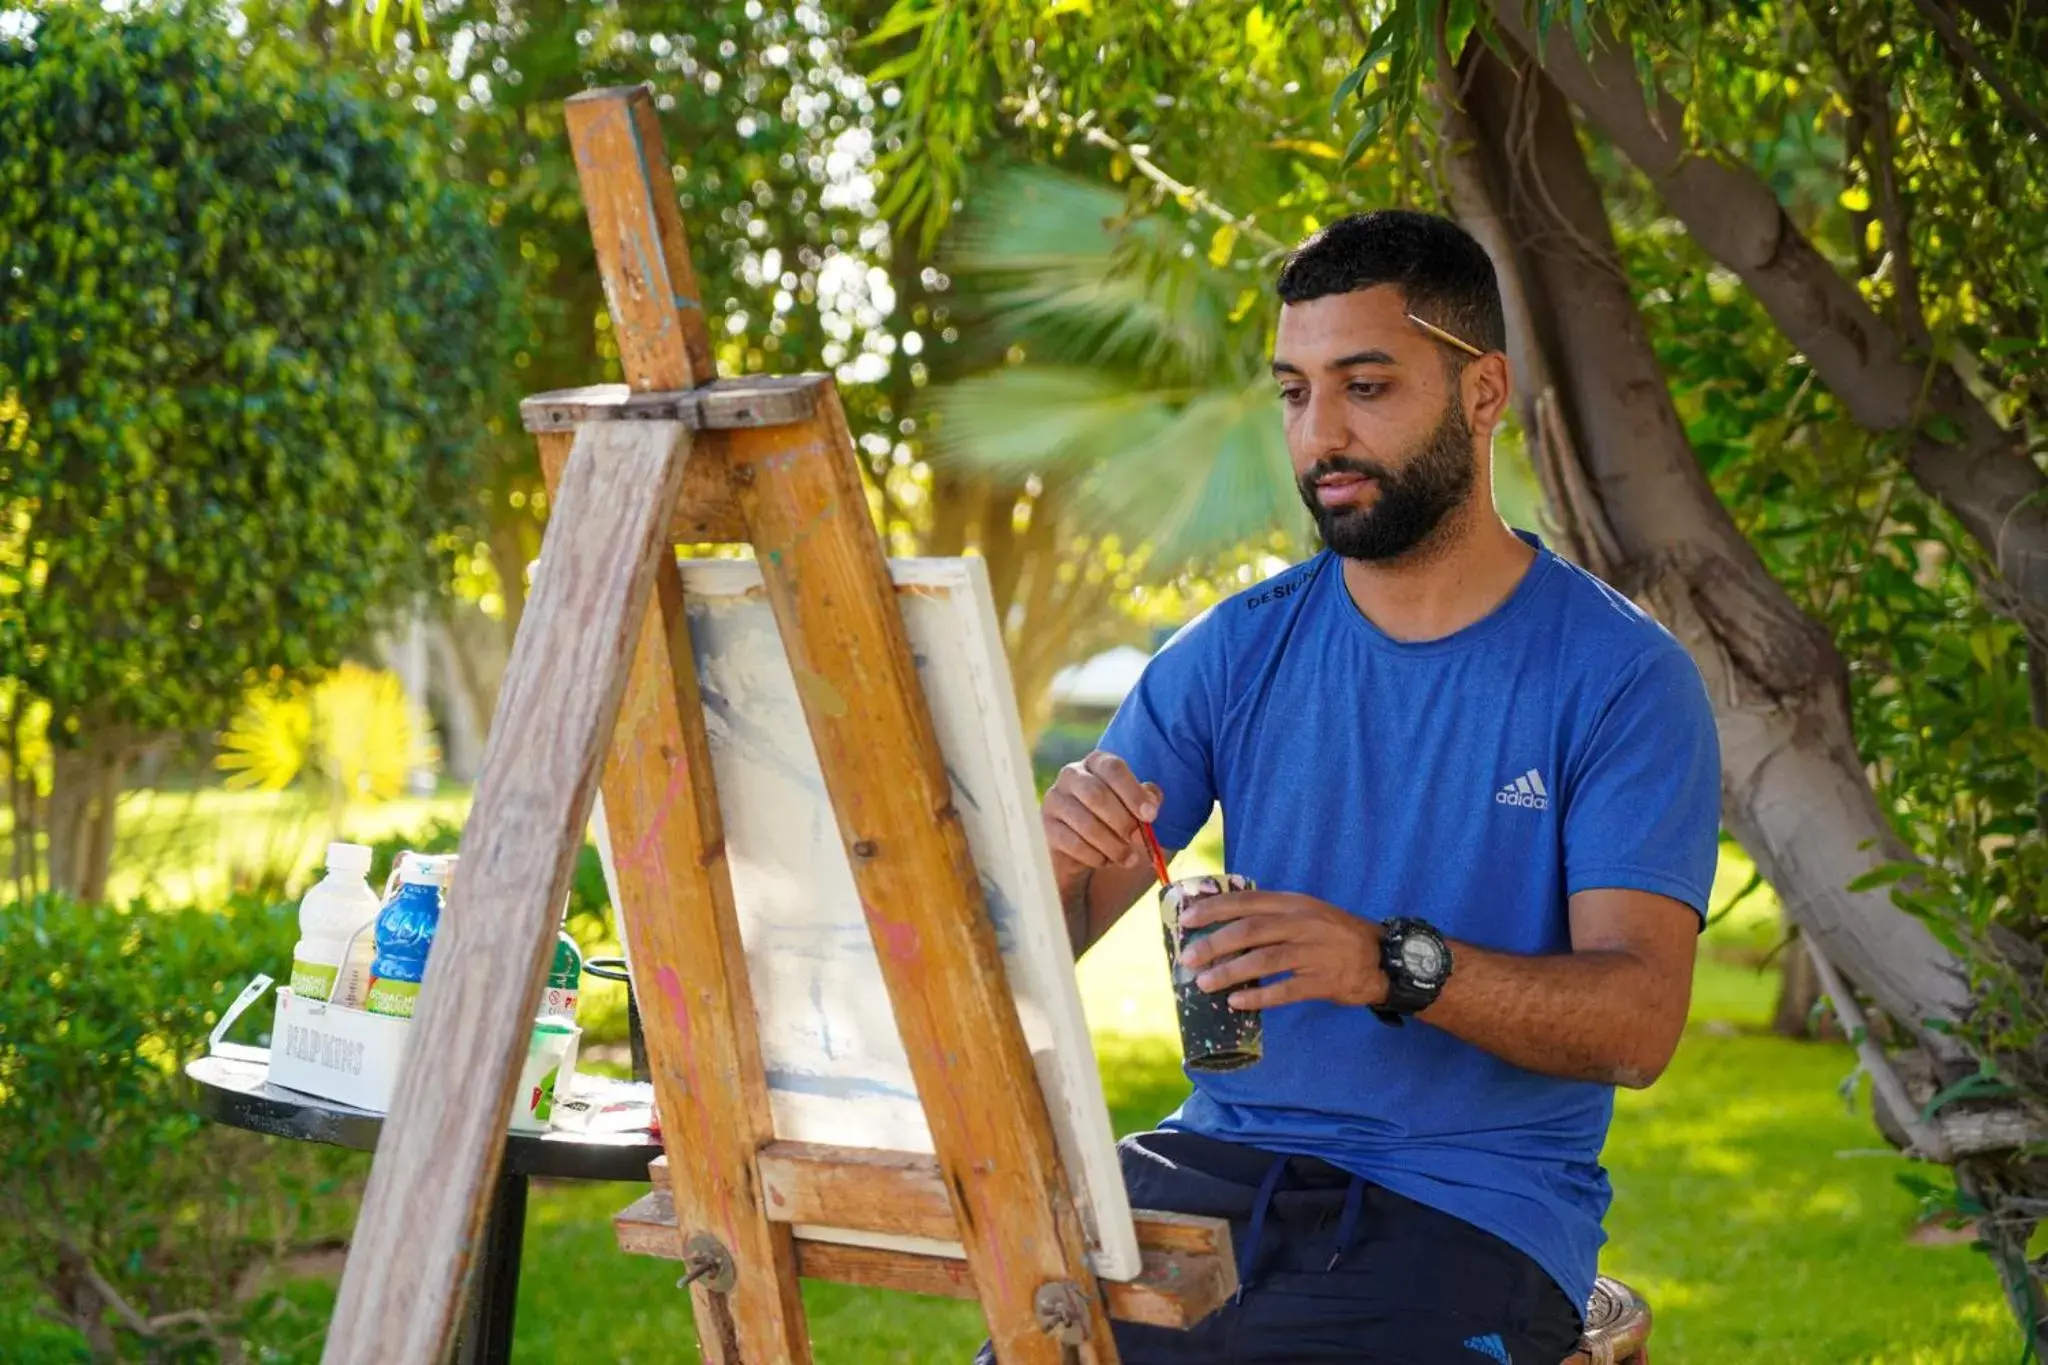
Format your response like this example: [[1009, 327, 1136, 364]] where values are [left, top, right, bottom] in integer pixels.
[[1159, 874, 1263, 1073]]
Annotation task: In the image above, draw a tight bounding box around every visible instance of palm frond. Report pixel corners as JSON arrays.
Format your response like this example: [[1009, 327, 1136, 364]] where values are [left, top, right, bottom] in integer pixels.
[[215, 688, 313, 792], [946, 166, 1245, 382], [928, 366, 1181, 476], [1073, 378, 1310, 566]]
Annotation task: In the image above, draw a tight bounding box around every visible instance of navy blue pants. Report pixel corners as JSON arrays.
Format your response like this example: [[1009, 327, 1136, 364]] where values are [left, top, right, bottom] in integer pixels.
[[975, 1130, 1583, 1364]]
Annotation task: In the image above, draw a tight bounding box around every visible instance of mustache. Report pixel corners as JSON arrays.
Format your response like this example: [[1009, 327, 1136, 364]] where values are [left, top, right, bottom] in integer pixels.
[[1301, 456, 1393, 484]]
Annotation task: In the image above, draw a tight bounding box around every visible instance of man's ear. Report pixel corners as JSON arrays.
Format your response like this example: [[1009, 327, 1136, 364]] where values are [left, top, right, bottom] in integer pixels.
[[1464, 352, 1513, 436]]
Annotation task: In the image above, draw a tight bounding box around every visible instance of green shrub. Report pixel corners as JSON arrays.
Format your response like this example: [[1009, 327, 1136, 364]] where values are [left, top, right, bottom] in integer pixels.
[[0, 893, 364, 1361]]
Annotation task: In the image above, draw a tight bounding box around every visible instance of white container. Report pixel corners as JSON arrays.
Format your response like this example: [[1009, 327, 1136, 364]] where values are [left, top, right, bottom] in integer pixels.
[[269, 987, 414, 1111], [264, 986, 580, 1126], [289, 843, 380, 1003]]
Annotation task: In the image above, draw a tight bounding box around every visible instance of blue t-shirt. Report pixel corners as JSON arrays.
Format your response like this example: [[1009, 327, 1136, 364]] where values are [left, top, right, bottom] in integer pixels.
[[1099, 531, 1720, 1312]]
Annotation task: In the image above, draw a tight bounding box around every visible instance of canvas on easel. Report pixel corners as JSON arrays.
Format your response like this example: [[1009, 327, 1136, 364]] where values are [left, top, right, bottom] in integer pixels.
[[590, 555, 1141, 1277]]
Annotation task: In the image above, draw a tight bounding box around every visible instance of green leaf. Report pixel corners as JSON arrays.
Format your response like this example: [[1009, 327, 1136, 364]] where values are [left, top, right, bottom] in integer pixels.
[[1919, 1070, 2016, 1122], [1846, 860, 1921, 893], [857, 0, 942, 49], [1341, 84, 1396, 168], [2012, 728, 2048, 775], [1329, 14, 1399, 124], [1207, 223, 1240, 268]]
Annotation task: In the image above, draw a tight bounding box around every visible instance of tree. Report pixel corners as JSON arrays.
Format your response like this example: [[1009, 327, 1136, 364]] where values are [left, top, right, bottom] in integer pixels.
[[869, 0, 2048, 1338], [0, 3, 511, 900]]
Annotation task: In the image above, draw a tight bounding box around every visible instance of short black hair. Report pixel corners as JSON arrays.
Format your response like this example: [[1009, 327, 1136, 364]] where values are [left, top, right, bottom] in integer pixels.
[[1275, 210, 1507, 356]]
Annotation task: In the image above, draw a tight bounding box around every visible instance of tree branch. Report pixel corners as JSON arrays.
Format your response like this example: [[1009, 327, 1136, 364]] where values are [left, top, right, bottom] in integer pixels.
[[1035, 108, 1289, 254], [1807, 0, 1932, 349], [1808, 938, 1955, 1161], [1486, 2, 2048, 636], [1915, 0, 2048, 145], [1956, 0, 2048, 66]]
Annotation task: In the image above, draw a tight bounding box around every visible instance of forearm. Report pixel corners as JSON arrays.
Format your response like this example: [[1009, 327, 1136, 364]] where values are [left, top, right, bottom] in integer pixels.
[[1060, 862, 1157, 959], [1419, 940, 1690, 1088]]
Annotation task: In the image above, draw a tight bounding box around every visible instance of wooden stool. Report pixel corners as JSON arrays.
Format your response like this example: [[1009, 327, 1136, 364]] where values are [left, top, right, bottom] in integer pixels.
[[1565, 1277, 1651, 1364]]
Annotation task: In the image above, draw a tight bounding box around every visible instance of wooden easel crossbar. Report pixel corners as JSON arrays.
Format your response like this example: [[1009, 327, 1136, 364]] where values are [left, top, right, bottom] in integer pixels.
[[320, 82, 1232, 1365]]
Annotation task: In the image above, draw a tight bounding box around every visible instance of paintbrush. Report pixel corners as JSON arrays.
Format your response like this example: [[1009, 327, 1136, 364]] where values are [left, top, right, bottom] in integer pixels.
[[1139, 820, 1172, 889]]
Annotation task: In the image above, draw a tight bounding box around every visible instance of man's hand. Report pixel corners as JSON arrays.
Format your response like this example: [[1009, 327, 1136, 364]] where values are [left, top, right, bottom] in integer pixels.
[[1042, 750, 1163, 900], [1041, 750, 1170, 958], [1178, 891, 1387, 1010]]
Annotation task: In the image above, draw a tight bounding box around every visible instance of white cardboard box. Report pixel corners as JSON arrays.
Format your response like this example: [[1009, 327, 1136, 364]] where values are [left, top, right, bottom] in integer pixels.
[[268, 987, 414, 1112], [222, 981, 579, 1129]]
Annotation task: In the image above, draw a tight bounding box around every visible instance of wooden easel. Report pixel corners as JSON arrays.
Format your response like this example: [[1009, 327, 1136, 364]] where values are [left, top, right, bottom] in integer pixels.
[[322, 83, 1232, 1365]]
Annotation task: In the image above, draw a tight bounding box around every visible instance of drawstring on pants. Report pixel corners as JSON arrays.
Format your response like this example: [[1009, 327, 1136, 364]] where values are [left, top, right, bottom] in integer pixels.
[[1327, 1174, 1366, 1271], [1234, 1155, 1291, 1303], [1235, 1158, 1371, 1300]]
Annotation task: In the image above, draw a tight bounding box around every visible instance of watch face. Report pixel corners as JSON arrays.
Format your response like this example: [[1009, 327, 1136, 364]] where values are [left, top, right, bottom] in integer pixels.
[[1400, 935, 1445, 982]]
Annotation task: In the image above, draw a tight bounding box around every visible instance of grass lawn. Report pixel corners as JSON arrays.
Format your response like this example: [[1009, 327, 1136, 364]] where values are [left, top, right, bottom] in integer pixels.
[[14, 790, 2018, 1361]]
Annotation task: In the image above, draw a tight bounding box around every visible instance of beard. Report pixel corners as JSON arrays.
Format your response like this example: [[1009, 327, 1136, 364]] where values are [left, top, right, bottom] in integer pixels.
[[1296, 398, 1476, 562]]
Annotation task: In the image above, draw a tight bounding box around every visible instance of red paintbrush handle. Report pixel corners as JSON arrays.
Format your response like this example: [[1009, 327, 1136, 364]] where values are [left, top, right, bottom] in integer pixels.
[[1140, 821, 1172, 888]]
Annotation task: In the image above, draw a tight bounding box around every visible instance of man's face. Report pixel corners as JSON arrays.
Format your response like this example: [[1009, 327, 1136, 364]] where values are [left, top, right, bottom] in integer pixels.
[[1272, 285, 1478, 562]]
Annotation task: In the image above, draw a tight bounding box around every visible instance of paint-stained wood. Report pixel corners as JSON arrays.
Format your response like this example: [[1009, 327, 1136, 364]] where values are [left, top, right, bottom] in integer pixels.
[[614, 1188, 1237, 1330], [1115, 1210, 1228, 1258], [563, 86, 715, 391], [724, 387, 1118, 1364], [321, 420, 692, 1365], [540, 417, 755, 545], [572, 520, 810, 1360], [756, 1143, 956, 1243], [554, 83, 811, 1363], [653, 1152, 1230, 1268], [519, 377, 823, 433], [525, 380, 826, 545]]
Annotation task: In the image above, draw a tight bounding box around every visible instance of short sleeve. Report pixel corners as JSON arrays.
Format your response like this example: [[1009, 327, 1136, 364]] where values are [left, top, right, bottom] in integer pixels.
[[1562, 645, 1722, 917], [1098, 613, 1222, 851]]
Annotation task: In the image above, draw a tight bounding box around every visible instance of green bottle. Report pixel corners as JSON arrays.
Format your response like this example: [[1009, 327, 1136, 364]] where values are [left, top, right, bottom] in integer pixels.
[[542, 928, 582, 1022]]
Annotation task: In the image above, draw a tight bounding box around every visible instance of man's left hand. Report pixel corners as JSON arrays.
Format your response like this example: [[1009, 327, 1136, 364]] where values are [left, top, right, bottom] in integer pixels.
[[1177, 891, 1387, 1010]]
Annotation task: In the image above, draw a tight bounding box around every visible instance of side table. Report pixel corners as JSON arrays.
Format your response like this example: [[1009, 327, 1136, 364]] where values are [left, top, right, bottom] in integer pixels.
[[185, 1053, 663, 1364]]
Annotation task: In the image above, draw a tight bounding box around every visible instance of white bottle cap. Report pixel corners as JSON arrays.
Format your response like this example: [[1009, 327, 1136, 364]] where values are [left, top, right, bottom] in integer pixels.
[[399, 853, 450, 887], [326, 842, 373, 875]]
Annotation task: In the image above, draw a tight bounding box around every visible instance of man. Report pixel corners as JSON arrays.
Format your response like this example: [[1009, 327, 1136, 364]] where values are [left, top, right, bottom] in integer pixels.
[[1036, 211, 1719, 1363]]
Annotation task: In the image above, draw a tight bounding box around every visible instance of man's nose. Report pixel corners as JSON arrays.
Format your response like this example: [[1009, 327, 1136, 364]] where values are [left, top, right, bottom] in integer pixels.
[[1298, 387, 1350, 457]]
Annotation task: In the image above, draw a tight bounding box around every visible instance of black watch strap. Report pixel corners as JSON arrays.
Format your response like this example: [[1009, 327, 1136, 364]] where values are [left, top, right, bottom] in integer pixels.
[[1374, 917, 1451, 1027]]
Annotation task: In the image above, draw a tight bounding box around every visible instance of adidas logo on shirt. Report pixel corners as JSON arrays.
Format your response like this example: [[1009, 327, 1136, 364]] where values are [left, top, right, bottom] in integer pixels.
[[1462, 1333, 1512, 1364], [1495, 768, 1549, 810]]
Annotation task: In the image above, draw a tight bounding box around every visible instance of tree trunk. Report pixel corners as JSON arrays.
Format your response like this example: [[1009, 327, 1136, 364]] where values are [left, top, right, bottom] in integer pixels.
[[1487, 4, 2048, 637], [1773, 922, 1825, 1039], [1439, 37, 1973, 1055], [484, 492, 533, 656], [45, 728, 137, 903], [927, 469, 982, 558], [430, 602, 509, 784]]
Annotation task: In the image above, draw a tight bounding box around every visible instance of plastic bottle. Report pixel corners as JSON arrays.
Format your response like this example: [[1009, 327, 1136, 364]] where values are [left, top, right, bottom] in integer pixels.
[[364, 854, 452, 1018], [288, 843, 380, 1003], [542, 927, 583, 1023]]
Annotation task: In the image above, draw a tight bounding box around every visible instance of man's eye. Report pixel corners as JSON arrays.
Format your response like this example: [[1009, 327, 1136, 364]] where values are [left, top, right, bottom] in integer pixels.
[[1279, 388, 1307, 406], [1350, 381, 1387, 399]]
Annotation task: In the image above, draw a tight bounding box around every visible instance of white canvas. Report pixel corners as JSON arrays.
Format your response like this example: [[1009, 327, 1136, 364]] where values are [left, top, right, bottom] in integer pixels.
[[591, 556, 1141, 1280]]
